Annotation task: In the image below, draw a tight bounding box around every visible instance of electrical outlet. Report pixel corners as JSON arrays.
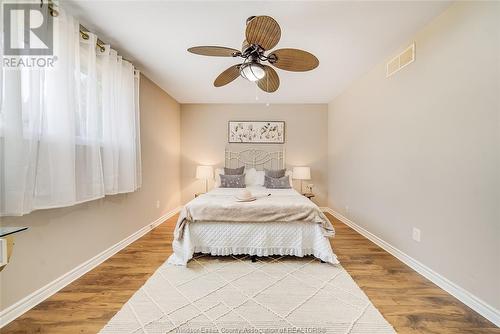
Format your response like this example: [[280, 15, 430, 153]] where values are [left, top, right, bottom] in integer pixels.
[[412, 227, 421, 242], [156, 200, 160, 209]]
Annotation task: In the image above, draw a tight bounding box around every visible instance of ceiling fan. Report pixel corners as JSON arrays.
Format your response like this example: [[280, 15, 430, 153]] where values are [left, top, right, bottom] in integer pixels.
[[188, 15, 319, 93]]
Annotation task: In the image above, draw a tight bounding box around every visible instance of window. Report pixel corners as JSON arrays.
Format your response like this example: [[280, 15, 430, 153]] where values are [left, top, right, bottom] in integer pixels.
[[0, 6, 141, 216]]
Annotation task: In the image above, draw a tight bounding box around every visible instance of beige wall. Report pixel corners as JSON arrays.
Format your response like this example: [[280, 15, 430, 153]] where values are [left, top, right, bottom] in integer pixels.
[[0, 75, 181, 311], [327, 1, 500, 309], [180, 104, 329, 206]]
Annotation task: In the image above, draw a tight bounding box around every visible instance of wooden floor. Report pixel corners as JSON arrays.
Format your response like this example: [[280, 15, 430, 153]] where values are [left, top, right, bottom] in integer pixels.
[[2, 213, 498, 333]]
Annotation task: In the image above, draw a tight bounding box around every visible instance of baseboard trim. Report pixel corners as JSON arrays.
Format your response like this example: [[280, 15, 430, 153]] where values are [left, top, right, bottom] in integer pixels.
[[0, 206, 181, 328], [321, 207, 500, 327]]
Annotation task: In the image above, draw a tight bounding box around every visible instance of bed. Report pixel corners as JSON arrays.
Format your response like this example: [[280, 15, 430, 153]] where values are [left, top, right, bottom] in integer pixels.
[[167, 146, 338, 265]]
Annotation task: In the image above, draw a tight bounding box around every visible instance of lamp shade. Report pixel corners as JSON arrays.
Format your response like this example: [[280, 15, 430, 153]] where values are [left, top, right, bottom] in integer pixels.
[[196, 165, 213, 180], [292, 166, 311, 180]]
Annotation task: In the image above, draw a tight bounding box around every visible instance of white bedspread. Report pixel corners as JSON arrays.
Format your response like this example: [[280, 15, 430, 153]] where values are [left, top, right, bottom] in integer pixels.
[[168, 186, 338, 265], [173, 187, 334, 239]]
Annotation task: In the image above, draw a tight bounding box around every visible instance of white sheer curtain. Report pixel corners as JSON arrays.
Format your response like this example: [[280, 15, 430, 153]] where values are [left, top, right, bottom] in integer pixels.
[[0, 6, 141, 216], [99, 48, 141, 194]]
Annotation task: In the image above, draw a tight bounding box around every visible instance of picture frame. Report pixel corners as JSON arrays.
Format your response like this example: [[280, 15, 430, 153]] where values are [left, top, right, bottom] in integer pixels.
[[228, 121, 285, 144]]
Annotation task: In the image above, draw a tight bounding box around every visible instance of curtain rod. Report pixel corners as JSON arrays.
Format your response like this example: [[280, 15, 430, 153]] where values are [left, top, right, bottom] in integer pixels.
[[43, 0, 134, 64], [79, 27, 106, 53]]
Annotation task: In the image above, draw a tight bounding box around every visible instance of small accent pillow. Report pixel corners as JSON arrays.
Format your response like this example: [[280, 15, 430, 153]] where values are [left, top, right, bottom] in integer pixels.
[[224, 166, 245, 175], [264, 175, 291, 189], [220, 174, 246, 188], [265, 168, 286, 179]]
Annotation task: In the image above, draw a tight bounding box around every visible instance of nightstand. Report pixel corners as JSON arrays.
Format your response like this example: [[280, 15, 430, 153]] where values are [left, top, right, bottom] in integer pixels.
[[302, 193, 315, 200]]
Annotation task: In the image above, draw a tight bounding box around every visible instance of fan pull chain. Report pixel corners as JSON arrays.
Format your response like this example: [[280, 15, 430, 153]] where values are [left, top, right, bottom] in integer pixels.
[[265, 72, 270, 106]]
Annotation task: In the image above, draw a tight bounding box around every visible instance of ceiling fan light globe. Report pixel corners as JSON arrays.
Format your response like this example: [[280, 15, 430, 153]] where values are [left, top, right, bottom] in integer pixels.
[[240, 63, 266, 82]]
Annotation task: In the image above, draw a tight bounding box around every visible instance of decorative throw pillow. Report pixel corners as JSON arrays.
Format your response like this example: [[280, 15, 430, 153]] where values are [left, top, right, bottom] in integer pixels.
[[264, 175, 291, 189], [224, 166, 245, 175], [220, 174, 246, 188], [265, 168, 286, 179]]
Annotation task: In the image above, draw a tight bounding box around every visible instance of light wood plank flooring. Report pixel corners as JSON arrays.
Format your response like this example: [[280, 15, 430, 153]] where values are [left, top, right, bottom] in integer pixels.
[[2, 213, 498, 333]]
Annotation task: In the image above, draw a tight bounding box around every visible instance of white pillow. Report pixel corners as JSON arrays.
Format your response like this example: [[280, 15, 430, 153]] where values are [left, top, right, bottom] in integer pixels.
[[245, 168, 257, 186], [214, 168, 224, 187], [285, 170, 294, 187], [254, 170, 265, 186]]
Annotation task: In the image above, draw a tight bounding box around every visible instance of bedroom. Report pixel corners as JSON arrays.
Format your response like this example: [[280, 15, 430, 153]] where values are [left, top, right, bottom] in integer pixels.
[[0, 0, 499, 333]]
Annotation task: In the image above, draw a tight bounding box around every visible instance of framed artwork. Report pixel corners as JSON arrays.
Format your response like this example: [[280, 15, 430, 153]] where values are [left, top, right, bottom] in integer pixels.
[[228, 121, 285, 144]]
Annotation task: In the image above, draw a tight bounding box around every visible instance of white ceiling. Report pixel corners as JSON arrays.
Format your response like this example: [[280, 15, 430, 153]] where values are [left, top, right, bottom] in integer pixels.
[[66, 1, 451, 104]]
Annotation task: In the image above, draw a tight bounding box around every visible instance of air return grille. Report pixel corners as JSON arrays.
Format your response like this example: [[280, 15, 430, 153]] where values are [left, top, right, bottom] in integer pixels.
[[386, 43, 415, 77]]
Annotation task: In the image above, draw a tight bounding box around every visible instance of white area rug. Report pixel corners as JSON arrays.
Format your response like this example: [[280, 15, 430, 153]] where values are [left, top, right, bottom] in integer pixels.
[[100, 255, 396, 334]]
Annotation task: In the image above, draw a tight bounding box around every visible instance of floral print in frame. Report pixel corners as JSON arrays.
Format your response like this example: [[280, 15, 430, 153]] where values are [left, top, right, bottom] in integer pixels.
[[228, 121, 285, 144]]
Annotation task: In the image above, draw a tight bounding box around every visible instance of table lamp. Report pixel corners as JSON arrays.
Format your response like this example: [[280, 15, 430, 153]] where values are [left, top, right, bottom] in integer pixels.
[[292, 166, 311, 193], [196, 165, 213, 193]]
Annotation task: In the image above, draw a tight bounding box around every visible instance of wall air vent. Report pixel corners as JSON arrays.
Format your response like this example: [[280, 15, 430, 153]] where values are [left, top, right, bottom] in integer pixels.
[[386, 43, 415, 77]]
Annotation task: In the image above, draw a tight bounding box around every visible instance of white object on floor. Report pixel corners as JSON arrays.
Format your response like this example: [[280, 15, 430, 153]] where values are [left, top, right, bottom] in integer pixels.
[[99, 255, 396, 334]]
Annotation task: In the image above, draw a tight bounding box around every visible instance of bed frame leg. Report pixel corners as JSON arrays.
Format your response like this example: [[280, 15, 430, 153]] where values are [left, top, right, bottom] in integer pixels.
[[251, 255, 257, 263]]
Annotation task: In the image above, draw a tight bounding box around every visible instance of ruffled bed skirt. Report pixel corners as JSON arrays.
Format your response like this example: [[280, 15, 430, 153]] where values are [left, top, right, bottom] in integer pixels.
[[167, 221, 339, 265]]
